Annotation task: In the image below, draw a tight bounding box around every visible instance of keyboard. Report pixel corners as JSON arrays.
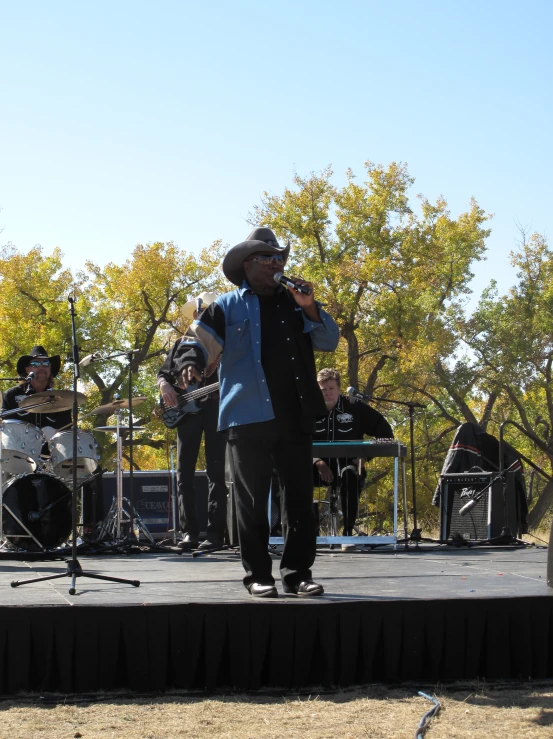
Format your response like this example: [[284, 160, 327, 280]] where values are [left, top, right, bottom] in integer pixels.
[[312, 439, 406, 458]]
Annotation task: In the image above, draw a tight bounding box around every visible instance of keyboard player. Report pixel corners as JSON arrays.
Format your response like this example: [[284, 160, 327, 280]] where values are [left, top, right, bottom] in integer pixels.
[[314, 368, 393, 538]]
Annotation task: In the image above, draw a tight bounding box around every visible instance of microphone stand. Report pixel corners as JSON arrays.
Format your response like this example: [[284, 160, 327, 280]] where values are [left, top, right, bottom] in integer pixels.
[[126, 350, 137, 542], [352, 392, 426, 547], [11, 296, 140, 594]]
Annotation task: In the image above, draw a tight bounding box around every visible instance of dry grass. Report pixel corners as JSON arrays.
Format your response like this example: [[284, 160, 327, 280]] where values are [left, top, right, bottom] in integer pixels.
[[1, 683, 553, 739]]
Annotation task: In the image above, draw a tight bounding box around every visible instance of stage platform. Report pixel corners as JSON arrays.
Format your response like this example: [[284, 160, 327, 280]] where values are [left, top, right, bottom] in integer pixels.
[[0, 543, 551, 693]]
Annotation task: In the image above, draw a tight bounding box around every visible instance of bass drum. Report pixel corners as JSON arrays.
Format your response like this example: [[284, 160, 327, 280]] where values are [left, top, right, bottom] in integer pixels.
[[2, 473, 72, 551]]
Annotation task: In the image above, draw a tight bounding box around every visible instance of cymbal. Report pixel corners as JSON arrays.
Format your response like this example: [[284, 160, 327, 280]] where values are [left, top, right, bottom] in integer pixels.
[[93, 426, 146, 434], [18, 389, 87, 413], [90, 396, 148, 415]]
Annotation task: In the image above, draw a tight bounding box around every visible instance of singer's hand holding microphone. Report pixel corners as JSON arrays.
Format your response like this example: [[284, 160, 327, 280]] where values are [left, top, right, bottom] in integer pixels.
[[273, 272, 312, 296]]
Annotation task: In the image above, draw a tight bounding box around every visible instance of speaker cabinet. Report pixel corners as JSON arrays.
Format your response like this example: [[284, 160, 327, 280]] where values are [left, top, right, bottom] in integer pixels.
[[439, 472, 519, 541], [102, 470, 208, 540]]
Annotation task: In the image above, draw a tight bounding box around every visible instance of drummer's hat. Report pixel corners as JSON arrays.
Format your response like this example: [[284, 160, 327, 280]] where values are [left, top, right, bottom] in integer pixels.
[[181, 291, 219, 322], [17, 346, 61, 378]]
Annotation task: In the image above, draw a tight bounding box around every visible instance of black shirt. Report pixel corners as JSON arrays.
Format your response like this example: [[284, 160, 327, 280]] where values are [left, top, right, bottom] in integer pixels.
[[257, 293, 303, 434]]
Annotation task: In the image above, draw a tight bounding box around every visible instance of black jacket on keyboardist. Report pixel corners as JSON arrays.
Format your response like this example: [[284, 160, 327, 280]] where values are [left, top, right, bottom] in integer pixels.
[[313, 394, 393, 466]]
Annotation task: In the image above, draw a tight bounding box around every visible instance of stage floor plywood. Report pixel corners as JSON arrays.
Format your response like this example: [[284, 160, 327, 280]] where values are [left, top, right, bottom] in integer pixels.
[[0, 543, 549, 606]]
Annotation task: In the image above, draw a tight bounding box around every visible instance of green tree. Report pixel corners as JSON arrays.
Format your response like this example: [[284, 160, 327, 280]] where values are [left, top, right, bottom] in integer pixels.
[[251, 162, 492, 526], [79, 240, 227, 469], [465, 231, 553, 526], [0, 244, 79, 386]]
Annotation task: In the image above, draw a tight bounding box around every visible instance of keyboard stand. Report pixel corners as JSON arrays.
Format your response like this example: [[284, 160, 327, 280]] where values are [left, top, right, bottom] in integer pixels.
[[269, 442, 408, 550]]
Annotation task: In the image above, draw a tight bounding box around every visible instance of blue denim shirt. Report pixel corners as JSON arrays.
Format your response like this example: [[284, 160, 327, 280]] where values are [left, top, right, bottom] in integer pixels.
[[186, 283, 340, 431]]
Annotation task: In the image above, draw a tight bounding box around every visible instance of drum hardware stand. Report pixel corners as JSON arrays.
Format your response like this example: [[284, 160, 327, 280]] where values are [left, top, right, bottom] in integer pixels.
[[2, 501, 45, 550], [83, 349, 142, 542], [97, 495, 155, 544], [11, 295, 140, 593], [94, 407, 154, 545]]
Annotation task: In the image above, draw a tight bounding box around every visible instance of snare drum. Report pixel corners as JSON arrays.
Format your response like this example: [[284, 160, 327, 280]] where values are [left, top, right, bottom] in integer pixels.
[[0, 420, 45, 478], [50, 430, 99, 482], [2, 472, 72, 550]]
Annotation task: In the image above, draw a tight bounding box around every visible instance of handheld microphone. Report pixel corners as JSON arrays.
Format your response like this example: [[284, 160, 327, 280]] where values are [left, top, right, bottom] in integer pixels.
[[273, 272, 312, 296], [79, 353, 97, 368], [347, 386, 372, 402]]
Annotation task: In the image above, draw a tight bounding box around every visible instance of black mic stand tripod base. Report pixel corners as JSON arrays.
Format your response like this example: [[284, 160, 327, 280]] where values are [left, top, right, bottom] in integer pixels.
[[465, 528, 533, 548], [10, 296, 140, 594]]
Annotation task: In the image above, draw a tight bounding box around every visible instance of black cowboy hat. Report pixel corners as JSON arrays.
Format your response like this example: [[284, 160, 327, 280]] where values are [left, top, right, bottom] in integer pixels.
[[222, 227, 290, 286], [16, 345, 61, 378]]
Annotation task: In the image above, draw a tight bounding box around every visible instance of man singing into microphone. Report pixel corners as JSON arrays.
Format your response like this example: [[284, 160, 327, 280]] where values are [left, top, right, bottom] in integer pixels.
[[170, 227, 339, 597], [314, 368, 393, 543], [2, 345, 72, 436]]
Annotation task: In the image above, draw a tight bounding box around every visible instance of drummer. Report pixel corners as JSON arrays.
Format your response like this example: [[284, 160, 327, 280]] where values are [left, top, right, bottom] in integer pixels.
[[1, 345, 72, 440]]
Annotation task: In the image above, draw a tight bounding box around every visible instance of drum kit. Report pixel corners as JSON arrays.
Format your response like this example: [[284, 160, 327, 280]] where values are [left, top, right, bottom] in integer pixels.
[[0, 389, 149, 552]]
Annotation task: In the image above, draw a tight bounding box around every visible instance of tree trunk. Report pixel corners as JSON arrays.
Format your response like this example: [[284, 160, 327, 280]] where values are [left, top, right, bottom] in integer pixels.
[[342, 323, 359, 389], [527, 478, 553, 529]]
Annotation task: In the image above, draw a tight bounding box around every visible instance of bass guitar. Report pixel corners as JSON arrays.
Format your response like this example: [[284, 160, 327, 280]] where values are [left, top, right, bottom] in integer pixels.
[[159, 382, 220, 428]]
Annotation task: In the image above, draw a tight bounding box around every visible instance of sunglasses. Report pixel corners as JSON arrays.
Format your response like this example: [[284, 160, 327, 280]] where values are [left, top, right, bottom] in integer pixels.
[[249, 254, 286, 265], [29, 360, 51, 367]]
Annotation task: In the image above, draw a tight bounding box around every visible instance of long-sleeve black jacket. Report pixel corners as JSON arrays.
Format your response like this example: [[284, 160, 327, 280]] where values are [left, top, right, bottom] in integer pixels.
[[313, 394, 393, 462]]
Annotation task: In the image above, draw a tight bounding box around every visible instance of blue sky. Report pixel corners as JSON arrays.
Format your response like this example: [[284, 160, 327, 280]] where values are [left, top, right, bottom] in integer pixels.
[[1, 0, 551, 304]]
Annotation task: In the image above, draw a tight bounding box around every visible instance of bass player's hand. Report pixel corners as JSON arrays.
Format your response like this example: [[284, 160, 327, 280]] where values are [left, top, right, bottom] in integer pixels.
[[181, 365, 203, 388], [159, 379, 179, 408]]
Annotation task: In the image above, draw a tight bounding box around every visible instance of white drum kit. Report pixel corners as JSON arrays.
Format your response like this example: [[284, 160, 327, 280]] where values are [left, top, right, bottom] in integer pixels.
[[0, 390, 94, 551], [0, 389, 148, 552]]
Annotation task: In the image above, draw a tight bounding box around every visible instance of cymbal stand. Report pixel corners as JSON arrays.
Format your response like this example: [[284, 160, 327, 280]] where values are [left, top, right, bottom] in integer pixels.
[[85, 349, 140, 541], [96, 411, 154, 545], [98, 496, 155, 544], [11, 295, 140, 593]]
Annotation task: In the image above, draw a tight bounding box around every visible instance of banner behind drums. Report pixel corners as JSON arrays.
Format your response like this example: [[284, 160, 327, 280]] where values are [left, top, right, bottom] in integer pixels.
[[0, 421, 45, 478], [50, 430, 99, 482], [2, 472, 72, 550]]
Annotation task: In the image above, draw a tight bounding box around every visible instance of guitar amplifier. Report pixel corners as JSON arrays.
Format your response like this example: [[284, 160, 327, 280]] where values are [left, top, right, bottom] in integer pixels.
[[102, 470, 208, 540], [439, 472, 519, 541]]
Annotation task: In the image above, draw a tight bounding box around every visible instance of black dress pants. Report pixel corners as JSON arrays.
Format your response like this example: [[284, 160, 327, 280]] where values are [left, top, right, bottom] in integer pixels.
[[176, 399, 227, 541], [228, 423, 316, 589]]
